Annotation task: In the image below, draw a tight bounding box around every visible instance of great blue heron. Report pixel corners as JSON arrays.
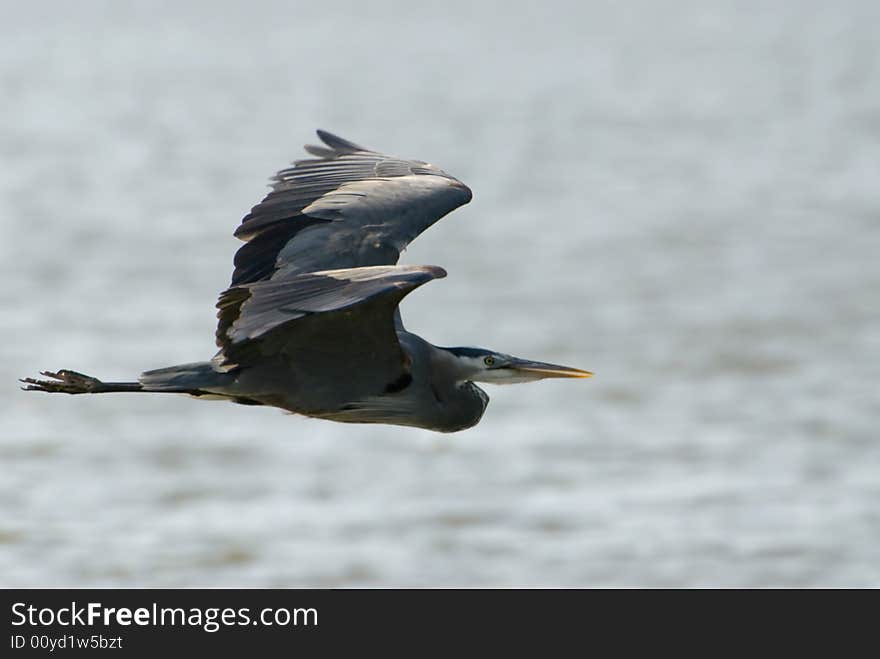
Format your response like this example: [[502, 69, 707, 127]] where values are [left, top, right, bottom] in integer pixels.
[[22, 130, 590, 432]]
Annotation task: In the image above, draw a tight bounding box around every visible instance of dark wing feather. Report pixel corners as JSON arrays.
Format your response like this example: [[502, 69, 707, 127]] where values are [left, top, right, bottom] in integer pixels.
[[312, 128, 367, 153], [215, 264, 446, 373], [230, 130, 471, 286]]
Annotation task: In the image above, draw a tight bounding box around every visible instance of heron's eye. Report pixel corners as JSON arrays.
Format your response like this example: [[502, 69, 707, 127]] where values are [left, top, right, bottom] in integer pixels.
[[483, 356, 495, 367]]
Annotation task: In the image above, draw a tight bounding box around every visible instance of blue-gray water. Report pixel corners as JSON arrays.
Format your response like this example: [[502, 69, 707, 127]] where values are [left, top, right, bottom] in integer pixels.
[[2, 0, 878, 586]]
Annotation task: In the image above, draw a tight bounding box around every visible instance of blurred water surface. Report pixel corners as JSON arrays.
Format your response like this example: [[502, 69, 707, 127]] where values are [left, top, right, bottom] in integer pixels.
[[2, 0, 878, 586]]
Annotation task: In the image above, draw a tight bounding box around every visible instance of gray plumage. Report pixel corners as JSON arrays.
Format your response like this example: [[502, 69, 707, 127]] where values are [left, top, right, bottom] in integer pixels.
[[23, 130, 590, 432], [231, 129, 471, 284]]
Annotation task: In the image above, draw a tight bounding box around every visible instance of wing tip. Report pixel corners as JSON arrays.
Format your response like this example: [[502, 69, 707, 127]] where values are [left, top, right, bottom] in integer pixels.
[[316, 129, 369, 153], [421, 265, 447, 280], [451, 179, 473, 204], [303, 144, 336, 159]]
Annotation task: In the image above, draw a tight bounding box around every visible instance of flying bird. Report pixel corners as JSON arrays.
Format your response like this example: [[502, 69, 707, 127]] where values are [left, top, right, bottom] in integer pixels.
[[22, 130, 591, 432]]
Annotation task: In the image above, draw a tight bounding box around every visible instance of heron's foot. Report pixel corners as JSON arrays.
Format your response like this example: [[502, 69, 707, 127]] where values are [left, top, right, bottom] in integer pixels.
[[20, 369, 105, 394]]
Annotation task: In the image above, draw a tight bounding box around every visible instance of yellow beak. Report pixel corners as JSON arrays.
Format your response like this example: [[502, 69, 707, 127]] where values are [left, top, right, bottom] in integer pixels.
[[508, 359, 593, 379]]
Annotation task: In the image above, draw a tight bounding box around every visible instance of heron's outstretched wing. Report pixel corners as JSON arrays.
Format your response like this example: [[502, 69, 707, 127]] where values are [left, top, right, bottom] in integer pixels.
[[231, 130, 472, 286], [215, 265, 445, 399]]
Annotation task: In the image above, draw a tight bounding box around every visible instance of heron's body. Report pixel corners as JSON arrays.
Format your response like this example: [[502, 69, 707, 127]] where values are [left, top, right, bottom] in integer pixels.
[[23, 131, 589, 432], [134, 330, 488, 432]]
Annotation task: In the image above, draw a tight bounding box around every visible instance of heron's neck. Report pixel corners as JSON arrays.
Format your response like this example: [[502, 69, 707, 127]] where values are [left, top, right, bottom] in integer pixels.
[[431, 346, 484, 384]]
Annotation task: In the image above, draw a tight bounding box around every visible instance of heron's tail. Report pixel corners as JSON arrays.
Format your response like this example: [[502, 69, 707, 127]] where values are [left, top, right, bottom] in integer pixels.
[[21, 362, 232, 396], [137, 362, 230, 392]]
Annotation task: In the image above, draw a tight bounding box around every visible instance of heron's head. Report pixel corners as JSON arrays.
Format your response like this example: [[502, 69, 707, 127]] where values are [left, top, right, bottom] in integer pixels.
[[443, 347, 592, 385]]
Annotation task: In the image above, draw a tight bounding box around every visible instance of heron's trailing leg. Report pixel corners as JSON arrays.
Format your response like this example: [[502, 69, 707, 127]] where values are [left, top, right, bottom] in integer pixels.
[[20, 370, 143, 394]]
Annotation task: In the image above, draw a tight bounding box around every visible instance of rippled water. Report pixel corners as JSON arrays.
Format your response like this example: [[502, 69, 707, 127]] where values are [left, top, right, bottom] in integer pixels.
[[2, 0, 879, 586]]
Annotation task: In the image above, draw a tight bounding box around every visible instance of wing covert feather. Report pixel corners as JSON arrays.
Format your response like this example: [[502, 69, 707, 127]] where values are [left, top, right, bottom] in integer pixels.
[[229, 131, 471, 286]]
